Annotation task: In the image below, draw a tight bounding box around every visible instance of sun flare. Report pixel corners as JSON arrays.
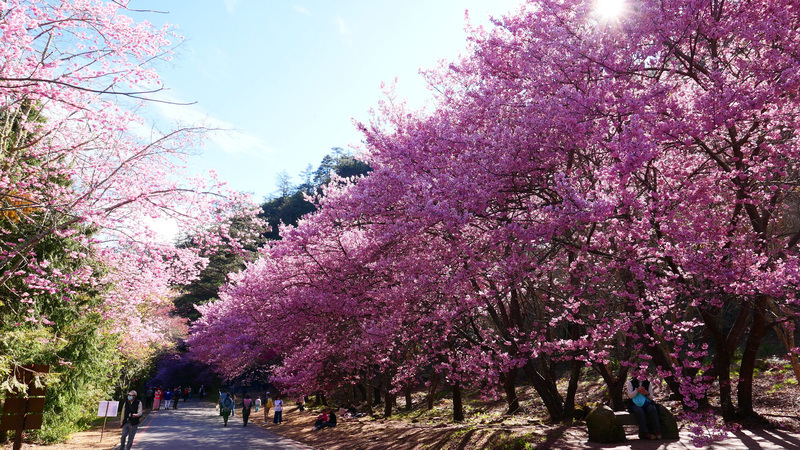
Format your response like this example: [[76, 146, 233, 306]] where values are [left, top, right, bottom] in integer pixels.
[[596, 0, 624, 20]]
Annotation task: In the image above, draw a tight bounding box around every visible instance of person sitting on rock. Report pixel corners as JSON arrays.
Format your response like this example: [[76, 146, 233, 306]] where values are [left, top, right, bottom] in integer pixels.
[[625, 375, 661, 440]]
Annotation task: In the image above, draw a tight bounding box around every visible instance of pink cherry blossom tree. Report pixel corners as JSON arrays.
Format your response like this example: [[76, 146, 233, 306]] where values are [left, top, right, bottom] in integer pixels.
[[0, 0, 264, 393], [191, 0, 800, 440]]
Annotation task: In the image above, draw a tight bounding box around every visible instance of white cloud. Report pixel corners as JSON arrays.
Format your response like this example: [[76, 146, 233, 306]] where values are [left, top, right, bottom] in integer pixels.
[[145, 98, 276, 159], [223, 0, 240, 14], [208, 128, 275, 158], [293, 5, 311, 15], [336, 15, 351, 36]]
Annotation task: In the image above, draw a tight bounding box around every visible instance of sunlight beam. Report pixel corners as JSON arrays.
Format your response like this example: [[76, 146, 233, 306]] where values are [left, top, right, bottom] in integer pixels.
[[596, 0, 625, 20]]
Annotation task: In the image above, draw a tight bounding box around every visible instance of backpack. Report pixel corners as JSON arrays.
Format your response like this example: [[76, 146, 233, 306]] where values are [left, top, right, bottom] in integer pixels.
[[222, 396, 234, 411], [243, 398, 252, 410]]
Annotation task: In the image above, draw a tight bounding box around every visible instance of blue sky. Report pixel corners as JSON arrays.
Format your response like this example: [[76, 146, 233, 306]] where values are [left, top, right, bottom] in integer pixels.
[[128, 1, 522, 199]]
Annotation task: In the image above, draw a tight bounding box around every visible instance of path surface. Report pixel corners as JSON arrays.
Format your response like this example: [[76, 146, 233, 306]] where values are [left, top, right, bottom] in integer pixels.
[[126, 401, 311, 450], [550, 426, 800, 449]]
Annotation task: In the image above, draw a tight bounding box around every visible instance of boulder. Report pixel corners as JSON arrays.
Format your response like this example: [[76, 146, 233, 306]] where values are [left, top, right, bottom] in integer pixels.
[[586, 405, 626, 443], [656, 404, 679, 440]]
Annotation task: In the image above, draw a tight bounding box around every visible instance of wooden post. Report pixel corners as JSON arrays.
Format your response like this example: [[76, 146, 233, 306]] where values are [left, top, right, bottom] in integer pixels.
[[100, 402, 109, 442]]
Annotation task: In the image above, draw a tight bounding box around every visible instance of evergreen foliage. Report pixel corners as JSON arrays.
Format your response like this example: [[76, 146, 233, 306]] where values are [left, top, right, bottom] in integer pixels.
[[261, 148, 372, 240], [0, 223, 120, 443], [171, 149, 370, 320]]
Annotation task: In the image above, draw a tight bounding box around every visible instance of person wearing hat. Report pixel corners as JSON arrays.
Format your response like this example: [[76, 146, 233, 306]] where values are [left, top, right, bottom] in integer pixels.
[[120, 390, 143, 450]]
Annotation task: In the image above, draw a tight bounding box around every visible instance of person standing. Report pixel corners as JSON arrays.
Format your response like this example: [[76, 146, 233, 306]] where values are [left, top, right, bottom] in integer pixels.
[[173, 386, 181, 409], [145, 388, 154, 410], [153, 387, 162, 410], [272, 395, 284, 424], [254, 396, 261, 413], [163, 388, 172, 409], [219, 391, 234, 427], [120, 390, 143, 450], [242, 393, 253, 426]]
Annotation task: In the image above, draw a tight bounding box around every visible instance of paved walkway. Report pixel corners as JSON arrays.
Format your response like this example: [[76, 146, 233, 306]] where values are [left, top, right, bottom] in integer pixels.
[[550, 426, 800, 449], [122, 401, 311, 449]]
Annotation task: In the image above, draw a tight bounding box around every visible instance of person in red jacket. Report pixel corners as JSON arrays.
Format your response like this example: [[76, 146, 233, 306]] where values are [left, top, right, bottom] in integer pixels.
[[153, 387, 162, 410]]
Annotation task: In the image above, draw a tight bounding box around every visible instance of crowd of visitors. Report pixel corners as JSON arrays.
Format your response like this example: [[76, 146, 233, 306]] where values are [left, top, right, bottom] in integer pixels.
[[126, 383, 364, 438]]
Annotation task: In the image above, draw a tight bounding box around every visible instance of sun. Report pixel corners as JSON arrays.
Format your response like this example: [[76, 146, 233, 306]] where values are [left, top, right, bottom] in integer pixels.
[[596, 0, 625, 20]]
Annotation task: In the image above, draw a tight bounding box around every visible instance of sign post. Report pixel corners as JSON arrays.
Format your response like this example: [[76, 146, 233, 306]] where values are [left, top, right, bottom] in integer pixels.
[[96, 400, 119, 442], [0, 364, 49, 450]]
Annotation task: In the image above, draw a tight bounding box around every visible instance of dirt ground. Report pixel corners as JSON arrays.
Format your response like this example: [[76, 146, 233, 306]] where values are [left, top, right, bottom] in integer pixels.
[[248, 404, 555, 450], [246, 363, 800, 450], [1, 420, 121, 450]]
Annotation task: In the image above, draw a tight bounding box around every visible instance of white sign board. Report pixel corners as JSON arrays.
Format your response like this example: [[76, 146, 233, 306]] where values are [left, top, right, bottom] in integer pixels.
[[97, 401, 118, 417]]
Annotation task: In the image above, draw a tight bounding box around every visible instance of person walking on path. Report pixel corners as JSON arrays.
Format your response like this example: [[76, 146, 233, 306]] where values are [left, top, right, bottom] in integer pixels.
[[163, 388, 172, 409], [219, 391, 235, 427], [254, 395, 261, 413], [272, 395, 284, 424], [120, 390, 143, 450], [264, 394, 273, 422], [242, 393, 253, 426]]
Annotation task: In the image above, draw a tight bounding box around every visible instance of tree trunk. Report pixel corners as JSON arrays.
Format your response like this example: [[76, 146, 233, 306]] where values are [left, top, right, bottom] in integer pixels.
[[637, 321, 685, 402], [715, 350, 736, 421], [357, 383, 367, 401], [563, 360, 582, 421], [384, 392, 395, 417], [522, 359, 564, 421], [315, 392, 327, 406], [382, 372, 393, 417], [427, 372, 439, 410], [563, 322, 583, 420], [502, 368, 520, 414], [405, 385, 413, 411], [365, 382, 374, 415], [452, 382, 464, 422], [595, 362, 628, 411], [737, 295, 768, 416], [698, 297, 751, 420], [373, 373, 382, 406]]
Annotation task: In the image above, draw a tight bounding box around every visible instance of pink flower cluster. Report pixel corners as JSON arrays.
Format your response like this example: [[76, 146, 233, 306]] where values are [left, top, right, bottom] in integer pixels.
[[1, 0, 264, 357], [190, 0, 800, 437]]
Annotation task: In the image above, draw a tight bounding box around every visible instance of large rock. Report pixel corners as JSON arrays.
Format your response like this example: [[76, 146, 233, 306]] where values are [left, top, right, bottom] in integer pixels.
[[586, 405, 627, 443], [656, 404, 679, 440]]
